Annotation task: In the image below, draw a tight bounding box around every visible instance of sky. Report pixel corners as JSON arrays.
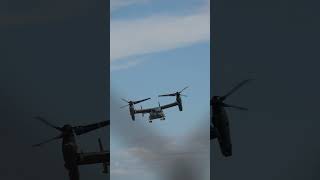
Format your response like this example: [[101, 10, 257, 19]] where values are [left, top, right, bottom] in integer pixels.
[[3, 1, 318, 180], [0, 0, 109, 180], [211, 0, 320, 180], [110, 0, 210, 180]]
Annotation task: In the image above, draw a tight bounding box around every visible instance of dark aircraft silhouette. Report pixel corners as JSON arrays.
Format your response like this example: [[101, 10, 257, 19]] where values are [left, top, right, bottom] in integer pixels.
[[211, 79, 252, 157], [33, 117, 110, 180], [121, 87, 188, 123]]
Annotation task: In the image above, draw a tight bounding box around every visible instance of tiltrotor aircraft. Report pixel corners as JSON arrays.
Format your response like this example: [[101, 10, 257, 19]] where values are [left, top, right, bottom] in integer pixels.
[[33, 116, 110, 180], [211, 79, 252, 157], [121, 87, 188, 123]]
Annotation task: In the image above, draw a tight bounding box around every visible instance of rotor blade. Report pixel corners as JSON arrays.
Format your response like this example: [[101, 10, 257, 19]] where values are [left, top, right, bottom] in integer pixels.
[[34, 116, 62, 131], [223, 103, 248, 111], [158, 93, 175, 97], [179, 86, 189, 93], [181, 94, 187, 97], [120, 104, 129, 108], [133, 98, 151, 104], [121, 98, 129, 103], [32, 134, 63, 147], [222, 79, 253, 100]]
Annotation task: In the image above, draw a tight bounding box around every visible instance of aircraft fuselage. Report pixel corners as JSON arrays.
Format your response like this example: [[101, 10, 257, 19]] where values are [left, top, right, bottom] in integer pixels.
[[149, 108, 165, 121]]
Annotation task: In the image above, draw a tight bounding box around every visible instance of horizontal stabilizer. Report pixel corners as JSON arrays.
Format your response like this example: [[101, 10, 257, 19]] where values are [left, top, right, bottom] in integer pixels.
[[77, 139, 109, 172]]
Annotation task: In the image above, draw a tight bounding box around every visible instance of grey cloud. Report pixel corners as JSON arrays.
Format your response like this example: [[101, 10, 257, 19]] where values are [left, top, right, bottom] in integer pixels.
[[111, 89, 209, 180]]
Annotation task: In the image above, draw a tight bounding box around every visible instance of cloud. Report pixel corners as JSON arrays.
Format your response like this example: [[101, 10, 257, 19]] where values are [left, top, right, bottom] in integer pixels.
[[110, 4, 210, 62], [110, 59, 144, 71], [111, 135, 209, 178], [111, 92, 210, 180], [110, 0, 149, 12]]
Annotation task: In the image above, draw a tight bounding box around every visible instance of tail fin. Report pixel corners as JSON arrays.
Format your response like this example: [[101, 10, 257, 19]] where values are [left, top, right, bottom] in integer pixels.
[[98, 138, 109, 174], [141, 106, 144, 117]]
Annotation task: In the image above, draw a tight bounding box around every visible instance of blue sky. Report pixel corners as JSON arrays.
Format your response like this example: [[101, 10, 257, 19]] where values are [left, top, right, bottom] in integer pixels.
[[110, 0, 210, 179], [111, 0, 207, 19]]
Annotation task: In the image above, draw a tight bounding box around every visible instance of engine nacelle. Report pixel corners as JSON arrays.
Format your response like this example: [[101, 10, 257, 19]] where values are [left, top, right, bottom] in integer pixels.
[[129, 105, 135, 120], [176, 94, 183, 111]]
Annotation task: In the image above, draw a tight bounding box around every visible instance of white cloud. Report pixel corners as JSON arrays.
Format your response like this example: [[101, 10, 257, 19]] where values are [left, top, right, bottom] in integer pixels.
[[110, 5, 210, 62], [110, 0, 149, 12], [111, 59, 144, 71]]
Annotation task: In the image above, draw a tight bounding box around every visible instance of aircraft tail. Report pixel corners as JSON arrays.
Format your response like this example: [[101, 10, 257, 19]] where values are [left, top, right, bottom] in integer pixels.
[[98, 138, 109, 174]]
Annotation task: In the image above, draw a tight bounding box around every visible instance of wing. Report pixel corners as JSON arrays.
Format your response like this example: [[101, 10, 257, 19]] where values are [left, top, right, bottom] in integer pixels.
[[73, 120, 110, 136], [160, 102, 178, 110], [134, 108, 153, 114], [77, 151, 110, 165]]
